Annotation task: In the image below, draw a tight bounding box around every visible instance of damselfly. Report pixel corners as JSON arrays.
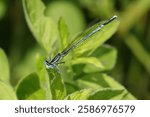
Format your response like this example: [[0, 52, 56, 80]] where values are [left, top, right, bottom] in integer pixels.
[[45, 15, 118, 69]]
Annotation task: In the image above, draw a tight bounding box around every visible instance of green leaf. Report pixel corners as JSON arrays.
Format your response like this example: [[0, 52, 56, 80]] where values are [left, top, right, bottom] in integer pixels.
[[22, 0, 58, 54], [16, 72, 46, 100], [0, 48, 10, 84], [26, 89, 46, 100], [84, 45, 117, 73], [65, 89, 93, 100], [71, 57, 105, 69], [65, 82, 79, 95], [77, 73, 123, 89], [76, 73, 136, 99], [0, 81, 17, 100], [46, 68, 67, 100], [65, 88, 133, 100], [58, 17, 69, 49], [88, 88, 126, 100], [68, 16, 119, 57], [51, 74, 67, 100], [36, 55, 52, 99]]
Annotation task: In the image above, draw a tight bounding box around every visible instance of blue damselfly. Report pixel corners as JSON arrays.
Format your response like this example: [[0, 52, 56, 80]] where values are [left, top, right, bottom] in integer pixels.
[[45, 16, 118, 69]]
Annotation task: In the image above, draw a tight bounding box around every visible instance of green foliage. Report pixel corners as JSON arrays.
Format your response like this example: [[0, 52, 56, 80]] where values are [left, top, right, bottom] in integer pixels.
[[83, 45, 117, 73], [36, 55, 52, 99], [58, 17, 69, 49], [66, 89, 93, 100], [22, 0, 58, 54], [16, 73, 45, 100], [0, 48, 16, 99], [0, 81, 17, 100], [1, 0, 149, 100], [66, 88, 134, 100], [0, 48, 9, 84], [88, 88, 133, 100]]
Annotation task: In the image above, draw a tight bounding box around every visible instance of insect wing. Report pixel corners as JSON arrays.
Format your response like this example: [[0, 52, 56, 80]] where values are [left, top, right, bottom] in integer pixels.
[[63, 16, 120, 57]]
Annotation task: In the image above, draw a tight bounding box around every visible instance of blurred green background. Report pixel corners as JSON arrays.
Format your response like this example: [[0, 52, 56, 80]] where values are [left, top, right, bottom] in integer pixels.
[[0, 0, 150, 99]]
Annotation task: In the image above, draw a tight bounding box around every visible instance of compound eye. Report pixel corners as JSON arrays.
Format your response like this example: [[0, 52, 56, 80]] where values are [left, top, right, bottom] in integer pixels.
[[44, 60, 55, 69], [44, 60, 50, 68], [44, 60, 49, 65]]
